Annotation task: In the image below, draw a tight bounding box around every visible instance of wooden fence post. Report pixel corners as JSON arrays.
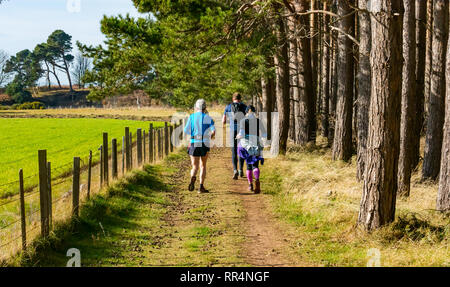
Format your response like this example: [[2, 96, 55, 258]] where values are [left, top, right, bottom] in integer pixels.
[[164, 122, 169, 156], [137, 128, 142, 166], [179, 119, 184, 145], [130, 131, 133, 168], [112, 138, 118, 179], [143, 130, 146, 163], [38, 150, 49, 238], [103, 132, 109, 186], [169, 125, 174, 153], [72, 157, 80, 217], [153, 128, 156, 162], [99, 145, 103, 187], [19, 169, 26, 251], [122, 136, 125, 174], [156, 129, 159, 160], [176, 120, 181, 147], [47, 162, 52, 230], [162, 129, 165, 158], [157, 129, 162, 159], [149, 124, 154, 163], [125, 127, 130, 171], [87, 150, 92, 200], [161, 129, 165, 159]]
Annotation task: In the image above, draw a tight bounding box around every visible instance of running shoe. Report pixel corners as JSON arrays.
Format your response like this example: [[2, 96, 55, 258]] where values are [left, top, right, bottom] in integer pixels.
[[188, 176, 196, 191], [254, 180, 261, 194], [198, 185, 210, 194]]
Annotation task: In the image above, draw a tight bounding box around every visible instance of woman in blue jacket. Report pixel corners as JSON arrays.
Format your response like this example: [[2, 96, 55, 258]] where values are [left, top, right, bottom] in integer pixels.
[[184, 99, 216, 193]]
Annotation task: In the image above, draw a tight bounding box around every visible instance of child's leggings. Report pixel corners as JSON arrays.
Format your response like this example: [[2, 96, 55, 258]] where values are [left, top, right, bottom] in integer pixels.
[[246, 162, 260, 184]]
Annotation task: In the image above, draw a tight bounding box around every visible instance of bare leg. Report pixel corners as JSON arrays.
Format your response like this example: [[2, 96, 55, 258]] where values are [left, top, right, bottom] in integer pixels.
[[190, 156, 200, 178], [199, 154, 208, 184]]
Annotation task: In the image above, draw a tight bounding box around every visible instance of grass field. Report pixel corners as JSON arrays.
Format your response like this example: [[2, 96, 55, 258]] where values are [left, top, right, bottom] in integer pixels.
[[0, 118, 165, 198], [0, 107, 177, 120], [0, 106, 225, 119]]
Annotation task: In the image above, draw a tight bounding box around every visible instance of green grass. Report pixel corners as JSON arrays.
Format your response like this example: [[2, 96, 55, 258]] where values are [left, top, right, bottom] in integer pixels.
[[11, 164, 172, 267], [0, 118, 164, 198], [8, 150, 243, 267]]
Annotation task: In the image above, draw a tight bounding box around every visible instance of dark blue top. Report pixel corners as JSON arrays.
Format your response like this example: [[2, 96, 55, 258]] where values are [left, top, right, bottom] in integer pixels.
[[224, 102, 247, 133], [183, 112, 215, 144]]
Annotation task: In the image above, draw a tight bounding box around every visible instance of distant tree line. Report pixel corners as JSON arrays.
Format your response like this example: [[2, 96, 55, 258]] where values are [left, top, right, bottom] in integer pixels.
[[0, 30, 91, 103]]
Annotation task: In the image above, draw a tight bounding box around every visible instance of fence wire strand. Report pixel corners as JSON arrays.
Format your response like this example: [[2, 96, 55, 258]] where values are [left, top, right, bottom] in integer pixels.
[[0, 197, 20, 208], [0, 233, 22, 250], [0, 217, 20, 231]]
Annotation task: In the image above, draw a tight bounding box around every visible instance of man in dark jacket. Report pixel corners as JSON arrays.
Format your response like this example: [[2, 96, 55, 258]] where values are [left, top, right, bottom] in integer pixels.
[[222, 92, 247, 179]]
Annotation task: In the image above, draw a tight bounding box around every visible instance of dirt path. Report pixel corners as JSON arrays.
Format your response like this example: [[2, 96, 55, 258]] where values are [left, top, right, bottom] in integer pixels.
[[163, 147, 292, 266], [212, 148, 292, 266]]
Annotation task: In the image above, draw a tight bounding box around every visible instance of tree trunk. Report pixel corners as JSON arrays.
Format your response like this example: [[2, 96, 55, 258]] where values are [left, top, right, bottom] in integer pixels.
[[257, 93, 263, 114], [274, 9, 291, 155], [424, 0, 434, 116], [398, 0, 417, 196], [422, 0, 448, 180], [294, 0, 316, 145], [329, 15, 338, 146], [288, 15, 300, 144], [44, 61, 51, 90], [412, 0, 427, 169], [289, 97, 295, 141], [51, 64, 62, 89], [63, 56, 73, 92], [356, 0, 372, 181], [261, 66, 275, 140], [311, 0, 319, 105], [321, 1, 330, 138], [436, 38, 450, 211], [358, 0, 403, 230], [317, 1, 323, 130], [332, 0, 355, 161]]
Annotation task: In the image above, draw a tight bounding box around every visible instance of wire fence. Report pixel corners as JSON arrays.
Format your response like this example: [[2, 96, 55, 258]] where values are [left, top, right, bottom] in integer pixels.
[[0, 120, 183, 262]]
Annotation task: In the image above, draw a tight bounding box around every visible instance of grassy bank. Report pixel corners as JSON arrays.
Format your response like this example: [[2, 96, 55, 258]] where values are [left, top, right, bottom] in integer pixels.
[[7, 153, 180, 266], [261, 140, 449, 267]]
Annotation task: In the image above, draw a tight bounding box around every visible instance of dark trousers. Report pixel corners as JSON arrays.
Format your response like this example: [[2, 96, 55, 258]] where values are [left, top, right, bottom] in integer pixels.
[[246, 161, 259, 171], [231, 129, 245, 172]]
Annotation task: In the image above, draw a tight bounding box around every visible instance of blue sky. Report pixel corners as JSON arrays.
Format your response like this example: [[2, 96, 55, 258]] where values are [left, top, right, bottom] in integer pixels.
[[0, 0, 142, 85]]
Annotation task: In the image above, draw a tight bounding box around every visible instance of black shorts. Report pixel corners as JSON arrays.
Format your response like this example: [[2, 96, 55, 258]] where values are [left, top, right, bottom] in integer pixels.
[[187, 143, 210, 157]]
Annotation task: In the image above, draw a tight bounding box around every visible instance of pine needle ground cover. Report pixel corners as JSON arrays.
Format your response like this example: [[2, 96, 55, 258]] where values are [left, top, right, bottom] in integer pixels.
[[262, 140, 450, 266]]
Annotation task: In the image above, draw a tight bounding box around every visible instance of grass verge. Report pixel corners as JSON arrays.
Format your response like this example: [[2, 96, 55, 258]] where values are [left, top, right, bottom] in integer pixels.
[[5, 154, 182, 267], [261, 140, 450, 267]]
